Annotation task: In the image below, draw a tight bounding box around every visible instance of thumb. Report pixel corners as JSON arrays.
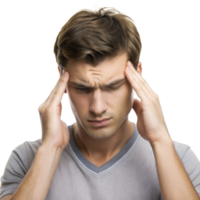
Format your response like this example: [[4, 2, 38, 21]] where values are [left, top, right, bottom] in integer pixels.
[[64, 71, 70, 93]]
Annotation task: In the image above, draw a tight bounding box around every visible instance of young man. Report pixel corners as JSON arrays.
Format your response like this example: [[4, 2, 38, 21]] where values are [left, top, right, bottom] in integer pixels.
[[1, 7, 200, 200]]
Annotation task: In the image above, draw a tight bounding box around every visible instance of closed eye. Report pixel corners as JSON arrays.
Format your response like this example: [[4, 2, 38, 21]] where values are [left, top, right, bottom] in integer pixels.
[[75, 87, 120, 92]]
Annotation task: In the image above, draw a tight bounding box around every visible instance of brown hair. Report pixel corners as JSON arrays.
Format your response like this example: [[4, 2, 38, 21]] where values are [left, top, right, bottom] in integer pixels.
[[54, 7, 142, 71]]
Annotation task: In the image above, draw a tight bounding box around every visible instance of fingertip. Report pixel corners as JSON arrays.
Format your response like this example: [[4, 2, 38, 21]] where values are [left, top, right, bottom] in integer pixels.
[[66, 72, 70, 80], [63, 71, 69, 81]]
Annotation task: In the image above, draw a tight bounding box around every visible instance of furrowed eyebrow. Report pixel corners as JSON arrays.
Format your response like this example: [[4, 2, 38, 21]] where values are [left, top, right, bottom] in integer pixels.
[[70, 77, 127, 89]]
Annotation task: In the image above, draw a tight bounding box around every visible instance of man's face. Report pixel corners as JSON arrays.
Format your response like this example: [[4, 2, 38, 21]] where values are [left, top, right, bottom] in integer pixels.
[[64, 52, 135, 139]]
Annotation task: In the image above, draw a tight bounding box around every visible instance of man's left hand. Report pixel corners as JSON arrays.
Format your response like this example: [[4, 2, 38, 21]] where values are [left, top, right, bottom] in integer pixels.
[[124, 61, 171, 145]]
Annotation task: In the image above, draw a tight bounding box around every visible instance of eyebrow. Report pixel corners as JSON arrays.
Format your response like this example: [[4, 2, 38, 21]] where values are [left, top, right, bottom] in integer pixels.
[[70, 77, 127, 89]]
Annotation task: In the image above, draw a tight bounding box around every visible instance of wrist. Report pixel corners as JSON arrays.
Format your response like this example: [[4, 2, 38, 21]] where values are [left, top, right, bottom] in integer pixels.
[[150, 133, 174, 150], [40, 142, 64, 156]]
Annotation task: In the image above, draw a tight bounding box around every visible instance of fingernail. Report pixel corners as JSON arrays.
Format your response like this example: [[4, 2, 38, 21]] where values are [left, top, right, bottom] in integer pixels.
[[128, 63, 133, 70], [129, 62, 133, 68]]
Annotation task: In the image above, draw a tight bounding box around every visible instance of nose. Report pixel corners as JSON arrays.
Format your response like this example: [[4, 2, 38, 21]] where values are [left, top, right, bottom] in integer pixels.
[[89, 89, 107, 116]]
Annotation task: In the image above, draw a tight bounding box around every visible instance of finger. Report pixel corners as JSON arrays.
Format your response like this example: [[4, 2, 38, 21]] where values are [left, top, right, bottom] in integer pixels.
[[52, 72, 69, 106], [125, 61, 157, 101], [42, 70, 67, 108], [59, 70, 69, 94], [38, 70, 68, 115]]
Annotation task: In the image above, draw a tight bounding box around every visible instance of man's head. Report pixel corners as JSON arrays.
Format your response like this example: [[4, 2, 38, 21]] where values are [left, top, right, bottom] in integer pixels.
[[58, 51, 142, 140], [54, 7, 142, 140]]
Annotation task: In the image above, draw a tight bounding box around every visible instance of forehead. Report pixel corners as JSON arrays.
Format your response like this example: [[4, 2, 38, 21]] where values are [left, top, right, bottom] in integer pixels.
[[68, 52, 128, 81], [67, 52, 129, 89]]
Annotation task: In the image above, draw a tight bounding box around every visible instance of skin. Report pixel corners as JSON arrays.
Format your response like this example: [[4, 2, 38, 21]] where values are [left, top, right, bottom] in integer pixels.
[[58, 51, 142, 167]]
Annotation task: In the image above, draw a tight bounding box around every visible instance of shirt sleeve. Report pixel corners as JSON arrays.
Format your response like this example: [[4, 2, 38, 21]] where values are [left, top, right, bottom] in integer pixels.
[[0, 142, 30, 199], [160, 142, 200, 199], [181, 146, 200, 196]]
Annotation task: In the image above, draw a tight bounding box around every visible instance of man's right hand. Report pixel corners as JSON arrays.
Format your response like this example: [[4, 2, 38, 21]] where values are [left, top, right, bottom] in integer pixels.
[[38, 69, 70, 151]]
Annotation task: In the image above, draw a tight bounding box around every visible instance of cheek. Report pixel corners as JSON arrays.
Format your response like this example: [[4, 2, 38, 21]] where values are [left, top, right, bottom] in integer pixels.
[[118, 85, 133, 109], [67, 86, 78, 108], [114, 85, 134, 118], [68, 85, 88, 108]]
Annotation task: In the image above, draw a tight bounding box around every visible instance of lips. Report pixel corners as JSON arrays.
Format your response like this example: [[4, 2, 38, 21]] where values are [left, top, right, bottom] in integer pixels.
[[88, 118, 111, 122]]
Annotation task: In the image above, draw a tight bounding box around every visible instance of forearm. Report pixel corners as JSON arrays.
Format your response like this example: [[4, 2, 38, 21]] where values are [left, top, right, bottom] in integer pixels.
[[11, 144, 63, 200], [150, 135, 199, 200]]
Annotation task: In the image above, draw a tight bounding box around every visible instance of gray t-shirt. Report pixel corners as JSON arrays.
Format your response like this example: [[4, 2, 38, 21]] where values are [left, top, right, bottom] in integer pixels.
[[1, 122, 200, 200]]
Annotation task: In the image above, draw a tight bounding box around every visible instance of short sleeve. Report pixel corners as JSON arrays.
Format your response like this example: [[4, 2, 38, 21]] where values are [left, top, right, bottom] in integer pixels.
[[160, 142, 200, 199], [0, 142, 30, 199]]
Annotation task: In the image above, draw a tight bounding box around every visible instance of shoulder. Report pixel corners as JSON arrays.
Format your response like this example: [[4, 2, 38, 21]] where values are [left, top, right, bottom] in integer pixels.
[[9, 139, 42, 170], [173, 140, 200, 163], [0, 139, 42, 199]]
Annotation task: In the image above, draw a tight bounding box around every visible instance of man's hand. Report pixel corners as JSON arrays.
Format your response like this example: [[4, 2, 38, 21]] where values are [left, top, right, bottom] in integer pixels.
[[124, 61, 171, 145], [38, 69, 70, 150]]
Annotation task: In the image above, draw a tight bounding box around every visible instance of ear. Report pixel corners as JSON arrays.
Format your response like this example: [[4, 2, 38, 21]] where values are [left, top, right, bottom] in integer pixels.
[[58, 66, 62, 77]]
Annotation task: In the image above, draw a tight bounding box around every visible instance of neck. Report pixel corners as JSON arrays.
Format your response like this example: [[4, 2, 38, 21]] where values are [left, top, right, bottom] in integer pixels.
[[72, 118, 134, 160]]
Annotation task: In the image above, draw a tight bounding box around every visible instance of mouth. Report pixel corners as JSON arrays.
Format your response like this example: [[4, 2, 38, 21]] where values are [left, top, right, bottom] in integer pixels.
[[88, 118, 111, 122], [88, 118, 111, 127]]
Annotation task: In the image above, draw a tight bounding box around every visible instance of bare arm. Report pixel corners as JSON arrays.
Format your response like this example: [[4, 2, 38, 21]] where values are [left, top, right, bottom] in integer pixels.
[[6, 69, 70, 200], [151, 134, 200, 200], [5, 68, 70, 200], [10, 144, 62, 200]]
